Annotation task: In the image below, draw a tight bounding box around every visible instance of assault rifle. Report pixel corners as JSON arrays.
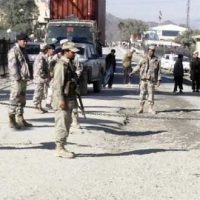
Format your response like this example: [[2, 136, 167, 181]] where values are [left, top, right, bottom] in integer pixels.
[[76, 92, 86, 119]]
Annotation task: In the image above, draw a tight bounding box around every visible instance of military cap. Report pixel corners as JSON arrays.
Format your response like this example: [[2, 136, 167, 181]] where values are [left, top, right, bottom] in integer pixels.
[[60, 39, 69, 46], [40, 43, 54, 50], [61, 42, 79, 53], [16, 32, 28, 41]]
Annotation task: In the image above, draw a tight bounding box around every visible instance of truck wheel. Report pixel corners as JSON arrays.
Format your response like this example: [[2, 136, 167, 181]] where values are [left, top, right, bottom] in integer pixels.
[[79, 72, 88, 95], [93, 80, 102, 93]]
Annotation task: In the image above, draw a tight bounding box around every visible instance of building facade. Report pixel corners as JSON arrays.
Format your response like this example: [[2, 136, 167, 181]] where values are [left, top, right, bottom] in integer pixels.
[[151, 24, 187, 41]]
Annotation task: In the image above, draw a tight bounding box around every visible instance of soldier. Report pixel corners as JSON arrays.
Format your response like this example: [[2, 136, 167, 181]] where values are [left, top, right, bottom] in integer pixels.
[[8, 33, 32, 129], [33, 43, 54, 113], [71, 52, 82, 128], [190, 51, 200, 92], [45, 45, 57, 109], [54, 40, 82, 128], [130, 46, 161, 114], [122, 49, 135, 86], [52, 42, 79, 158]]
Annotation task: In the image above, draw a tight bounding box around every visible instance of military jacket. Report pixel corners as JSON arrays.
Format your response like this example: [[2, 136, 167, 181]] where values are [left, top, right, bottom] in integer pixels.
[[8, 44, 31, 81], [133, 55, 161, 83], [33, 52, 49, 83], [190, 57, 200, 79], [52, 56, 78, 110], [123, 52, 133, 68]]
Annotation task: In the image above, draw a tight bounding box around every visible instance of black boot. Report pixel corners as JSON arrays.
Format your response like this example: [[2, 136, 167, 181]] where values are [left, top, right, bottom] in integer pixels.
[[9, 114, 21, 129], [16, 114, 33, 127]]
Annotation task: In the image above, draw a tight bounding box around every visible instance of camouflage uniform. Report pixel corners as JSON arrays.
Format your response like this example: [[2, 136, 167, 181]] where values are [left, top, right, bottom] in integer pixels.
[[123, 50, 134, 84], [52, 56, 78, 146], [71, 54, 83, 128], [8, 43, 31, 127], [132, 54, 161, 112], [33, 52, 49, 111]]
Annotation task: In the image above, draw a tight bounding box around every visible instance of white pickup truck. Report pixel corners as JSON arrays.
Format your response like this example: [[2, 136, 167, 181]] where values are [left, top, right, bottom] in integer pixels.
[[161, 54, 190, 73], [76, 43, 105, 95]]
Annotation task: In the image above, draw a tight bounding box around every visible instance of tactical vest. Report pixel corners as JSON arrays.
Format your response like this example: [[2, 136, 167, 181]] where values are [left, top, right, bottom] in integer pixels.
[[63, 61, 78, 97]]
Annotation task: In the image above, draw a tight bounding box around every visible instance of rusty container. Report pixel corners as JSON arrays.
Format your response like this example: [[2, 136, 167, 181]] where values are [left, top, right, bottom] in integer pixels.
[[49, 0, 105, 42]]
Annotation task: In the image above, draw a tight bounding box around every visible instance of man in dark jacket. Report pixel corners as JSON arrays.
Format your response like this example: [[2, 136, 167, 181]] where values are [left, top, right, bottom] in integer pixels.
[[173, 54, 184, 93], [103, 49, 116, 88], [190, 51, 200, 92]]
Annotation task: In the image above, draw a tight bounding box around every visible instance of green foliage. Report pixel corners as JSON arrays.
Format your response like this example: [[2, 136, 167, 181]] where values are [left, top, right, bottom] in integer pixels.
[[118, 19, 148, 41], [0, 0, 39, 34], [175, 29, 200, 48]]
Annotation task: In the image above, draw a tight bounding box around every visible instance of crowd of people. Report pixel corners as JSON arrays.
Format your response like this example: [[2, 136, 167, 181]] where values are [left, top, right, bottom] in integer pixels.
[[7, 32, 81, 158], [105, 45, 200, 114], [6, 32, 200, 158]]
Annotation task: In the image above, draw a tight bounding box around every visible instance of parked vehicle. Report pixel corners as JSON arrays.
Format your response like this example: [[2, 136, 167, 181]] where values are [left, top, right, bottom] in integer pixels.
[[45, 19, 97, 45], [161, 54, 190, 73], [26, 42, 40, 79], [76, 43, 105, 95], [26, 42, 40, 66]]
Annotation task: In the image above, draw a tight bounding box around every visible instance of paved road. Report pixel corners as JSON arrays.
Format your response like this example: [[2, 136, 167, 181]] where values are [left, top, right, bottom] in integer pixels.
[[0, 47, 200, 200]]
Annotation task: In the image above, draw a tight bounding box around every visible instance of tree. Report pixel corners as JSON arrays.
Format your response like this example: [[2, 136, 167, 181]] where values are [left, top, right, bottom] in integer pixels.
[[118, 19, 148, 41], [0, 0, 39, 34], [175, 29, 200, 48]]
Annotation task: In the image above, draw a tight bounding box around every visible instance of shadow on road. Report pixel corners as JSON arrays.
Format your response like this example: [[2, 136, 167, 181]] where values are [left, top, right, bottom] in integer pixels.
[[76, 148, 188, 157], [158, 108, 200, 113], [0, 141, 91, 150], [84, 125, 166, 137], [0, 142, 188, 157]]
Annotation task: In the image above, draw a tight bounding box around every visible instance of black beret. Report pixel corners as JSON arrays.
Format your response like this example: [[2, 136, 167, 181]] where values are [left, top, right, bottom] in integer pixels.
[[16, 32, 28, 41]]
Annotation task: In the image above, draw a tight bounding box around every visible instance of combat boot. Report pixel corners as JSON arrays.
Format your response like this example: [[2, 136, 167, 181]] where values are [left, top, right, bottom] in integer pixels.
[[137, 102, 144, 114], [148, 104, 156, 115], [9, 114, 21, 129], [34, 104, 48, 114], [55, 143, 75, 158], [16, 114, 33, 127], [71, 112, 80, 129]]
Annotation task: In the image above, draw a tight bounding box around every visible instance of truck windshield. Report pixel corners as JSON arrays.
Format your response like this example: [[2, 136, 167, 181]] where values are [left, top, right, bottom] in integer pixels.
[[46, 24, 94, 44]]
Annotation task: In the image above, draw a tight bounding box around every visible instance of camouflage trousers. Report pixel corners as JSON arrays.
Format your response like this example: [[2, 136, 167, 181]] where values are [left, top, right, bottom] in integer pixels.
[[33, 82, 47, 106], [55, 100, 76, 144], [46, 80, 53, 105], [139, 80, 155, 105], [9, 80, 27, 115]]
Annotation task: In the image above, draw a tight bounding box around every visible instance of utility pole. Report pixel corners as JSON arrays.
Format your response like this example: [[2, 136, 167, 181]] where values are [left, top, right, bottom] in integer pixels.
[[186, 0, 190, 28]]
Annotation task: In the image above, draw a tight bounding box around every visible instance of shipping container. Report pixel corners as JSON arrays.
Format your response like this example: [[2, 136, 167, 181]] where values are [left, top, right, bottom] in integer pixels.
[[49, 0, 105, 43]]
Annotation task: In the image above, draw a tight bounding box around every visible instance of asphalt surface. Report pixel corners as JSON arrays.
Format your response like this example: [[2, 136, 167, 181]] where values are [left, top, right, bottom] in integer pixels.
[[0, 47, 200, 200]]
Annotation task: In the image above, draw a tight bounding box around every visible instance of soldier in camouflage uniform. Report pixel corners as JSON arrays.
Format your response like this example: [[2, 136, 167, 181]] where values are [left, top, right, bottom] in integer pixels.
[[52, 42, 79, 158], [130, 46, 161, 114], [8, 33, 32, 129], [33, 44, 54, 113]]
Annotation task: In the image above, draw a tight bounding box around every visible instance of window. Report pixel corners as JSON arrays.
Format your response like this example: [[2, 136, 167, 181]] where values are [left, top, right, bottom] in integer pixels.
[[26, 44, 40, 54], [166, 55, 169, 59], [46, 24, 93, 44], [162, 30, 179, 37]]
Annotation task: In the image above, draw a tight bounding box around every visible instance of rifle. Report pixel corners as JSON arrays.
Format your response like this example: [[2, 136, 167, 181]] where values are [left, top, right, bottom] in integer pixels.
[[76, 91, 86, 119]]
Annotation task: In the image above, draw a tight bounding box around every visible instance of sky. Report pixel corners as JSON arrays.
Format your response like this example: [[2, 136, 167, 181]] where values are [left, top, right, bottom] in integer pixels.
[[106, 0, 200, 28]]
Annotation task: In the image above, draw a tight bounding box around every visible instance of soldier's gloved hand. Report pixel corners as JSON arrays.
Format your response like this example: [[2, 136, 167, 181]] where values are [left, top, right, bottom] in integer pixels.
[[59, 100, 67, 110], [157, 80, 160, 87]]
